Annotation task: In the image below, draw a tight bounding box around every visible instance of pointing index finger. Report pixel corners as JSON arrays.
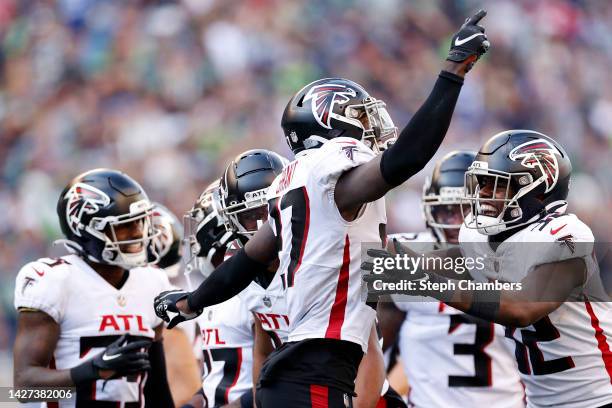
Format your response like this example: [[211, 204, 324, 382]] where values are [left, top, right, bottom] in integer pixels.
[[466, 9, 487, 26]]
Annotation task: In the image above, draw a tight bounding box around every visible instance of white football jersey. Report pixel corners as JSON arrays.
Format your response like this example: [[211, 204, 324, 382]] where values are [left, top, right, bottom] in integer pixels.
[[391, 233, 524, 408], [240, 270, 290, 347], [196, 293, 254, 408], [14, 254, 172, 408], [460, 205, 612, 408], [266, 137, 385, 352]]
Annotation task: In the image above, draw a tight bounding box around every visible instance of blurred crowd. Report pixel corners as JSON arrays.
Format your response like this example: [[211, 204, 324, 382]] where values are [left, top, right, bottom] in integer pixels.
[[0, 0, 611, 367]]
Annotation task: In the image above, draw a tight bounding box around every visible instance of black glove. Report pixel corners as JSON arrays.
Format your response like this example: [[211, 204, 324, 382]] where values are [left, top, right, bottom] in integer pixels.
[[447, 9, 490, 71], [362, 239, 428, 287], [362, 239, 455, 300], [193, 214, 237, 262], [154, 289, 203, 329], [361, 238, 434, 300], [70, 335, 151, 385]]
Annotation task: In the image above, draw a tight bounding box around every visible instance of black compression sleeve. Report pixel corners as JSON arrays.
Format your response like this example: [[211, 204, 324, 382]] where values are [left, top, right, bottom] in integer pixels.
[[187, 248, 268, 311], [143, 340, 174, 407], [380, 71, 464, 186]]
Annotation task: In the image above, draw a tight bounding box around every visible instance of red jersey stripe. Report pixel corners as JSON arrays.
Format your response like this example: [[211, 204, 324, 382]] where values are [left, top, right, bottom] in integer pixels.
[[585, 301, 612, 383], [310, 384, 329, 408], [325, 235, 351, 339]]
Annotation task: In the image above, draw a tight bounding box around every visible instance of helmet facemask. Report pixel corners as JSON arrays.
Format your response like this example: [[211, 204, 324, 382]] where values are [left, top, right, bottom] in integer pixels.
[[88, 200, 161, 269], [220, 186, 269, 237], [344, 97, 397, 153], [422, 182, 469, 243], [150, 205, 182, 277], [462, 162, 545, 235], [151, 214, 173, 260], [182, 186, 234, 282]]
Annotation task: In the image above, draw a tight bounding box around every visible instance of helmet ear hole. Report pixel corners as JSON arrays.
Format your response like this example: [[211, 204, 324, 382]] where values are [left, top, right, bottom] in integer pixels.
[[102, 249, 114, 262]]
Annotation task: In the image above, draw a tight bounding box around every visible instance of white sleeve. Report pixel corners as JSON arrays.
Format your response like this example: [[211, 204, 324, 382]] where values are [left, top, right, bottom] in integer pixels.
[[534, 216, 595, 268], [309, 137, 375, 192], [14, 261, 68, 323], [306, 138, 376, 223]]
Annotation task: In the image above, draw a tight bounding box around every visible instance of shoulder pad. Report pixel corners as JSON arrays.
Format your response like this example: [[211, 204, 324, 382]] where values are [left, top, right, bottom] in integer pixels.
[[527, 213, 594, 243], [14, 258, 72, 322]]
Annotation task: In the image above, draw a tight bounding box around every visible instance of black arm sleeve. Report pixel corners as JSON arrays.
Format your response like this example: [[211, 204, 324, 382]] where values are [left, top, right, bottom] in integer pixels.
[[143, 340, 174, 408], [187, 248, 269, 311], [380, 71, 464, 186]]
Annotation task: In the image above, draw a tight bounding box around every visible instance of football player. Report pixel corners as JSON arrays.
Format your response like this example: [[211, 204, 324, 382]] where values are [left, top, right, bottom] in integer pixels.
[[183, 149, 287, 408], [156, 10, 490, 407], [377, 151, 524, 408], [185, 153, 400, 408], [245, 245, 406, 408], [13, 169, 174, 407], [365, 130, 611, 408]]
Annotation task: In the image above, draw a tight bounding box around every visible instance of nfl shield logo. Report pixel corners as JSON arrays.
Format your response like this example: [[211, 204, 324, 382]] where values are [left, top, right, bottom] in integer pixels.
[[263, 296, 272, 308], [117, 295, 126, 307]]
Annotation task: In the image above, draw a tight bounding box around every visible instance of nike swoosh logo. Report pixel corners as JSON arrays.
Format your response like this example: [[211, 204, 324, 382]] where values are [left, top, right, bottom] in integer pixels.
[[455, 33, 485, 46], [550, 224, 567, 235], [33, 268, 44, 277], [102, 352, 121, 361]]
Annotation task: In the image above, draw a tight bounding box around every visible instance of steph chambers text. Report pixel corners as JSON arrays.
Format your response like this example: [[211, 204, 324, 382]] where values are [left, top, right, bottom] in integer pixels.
[[371, 279, 522, 293]]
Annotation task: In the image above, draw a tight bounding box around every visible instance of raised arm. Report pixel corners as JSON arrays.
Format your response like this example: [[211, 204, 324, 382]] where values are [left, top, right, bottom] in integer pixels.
[[335, 10, 490, 214]]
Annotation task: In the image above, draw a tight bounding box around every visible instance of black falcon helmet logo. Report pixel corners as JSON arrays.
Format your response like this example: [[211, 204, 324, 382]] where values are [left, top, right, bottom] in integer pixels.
[[509, 139, 559, 193], [65, 183, 111, 236], [303, 83, 357, 129]]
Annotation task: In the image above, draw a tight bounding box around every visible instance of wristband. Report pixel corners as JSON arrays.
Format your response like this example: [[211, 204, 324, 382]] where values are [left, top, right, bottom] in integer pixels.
[[70, 360, 99, 385], [467, 290, 501, 321], [439, 70, 464, 85]]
